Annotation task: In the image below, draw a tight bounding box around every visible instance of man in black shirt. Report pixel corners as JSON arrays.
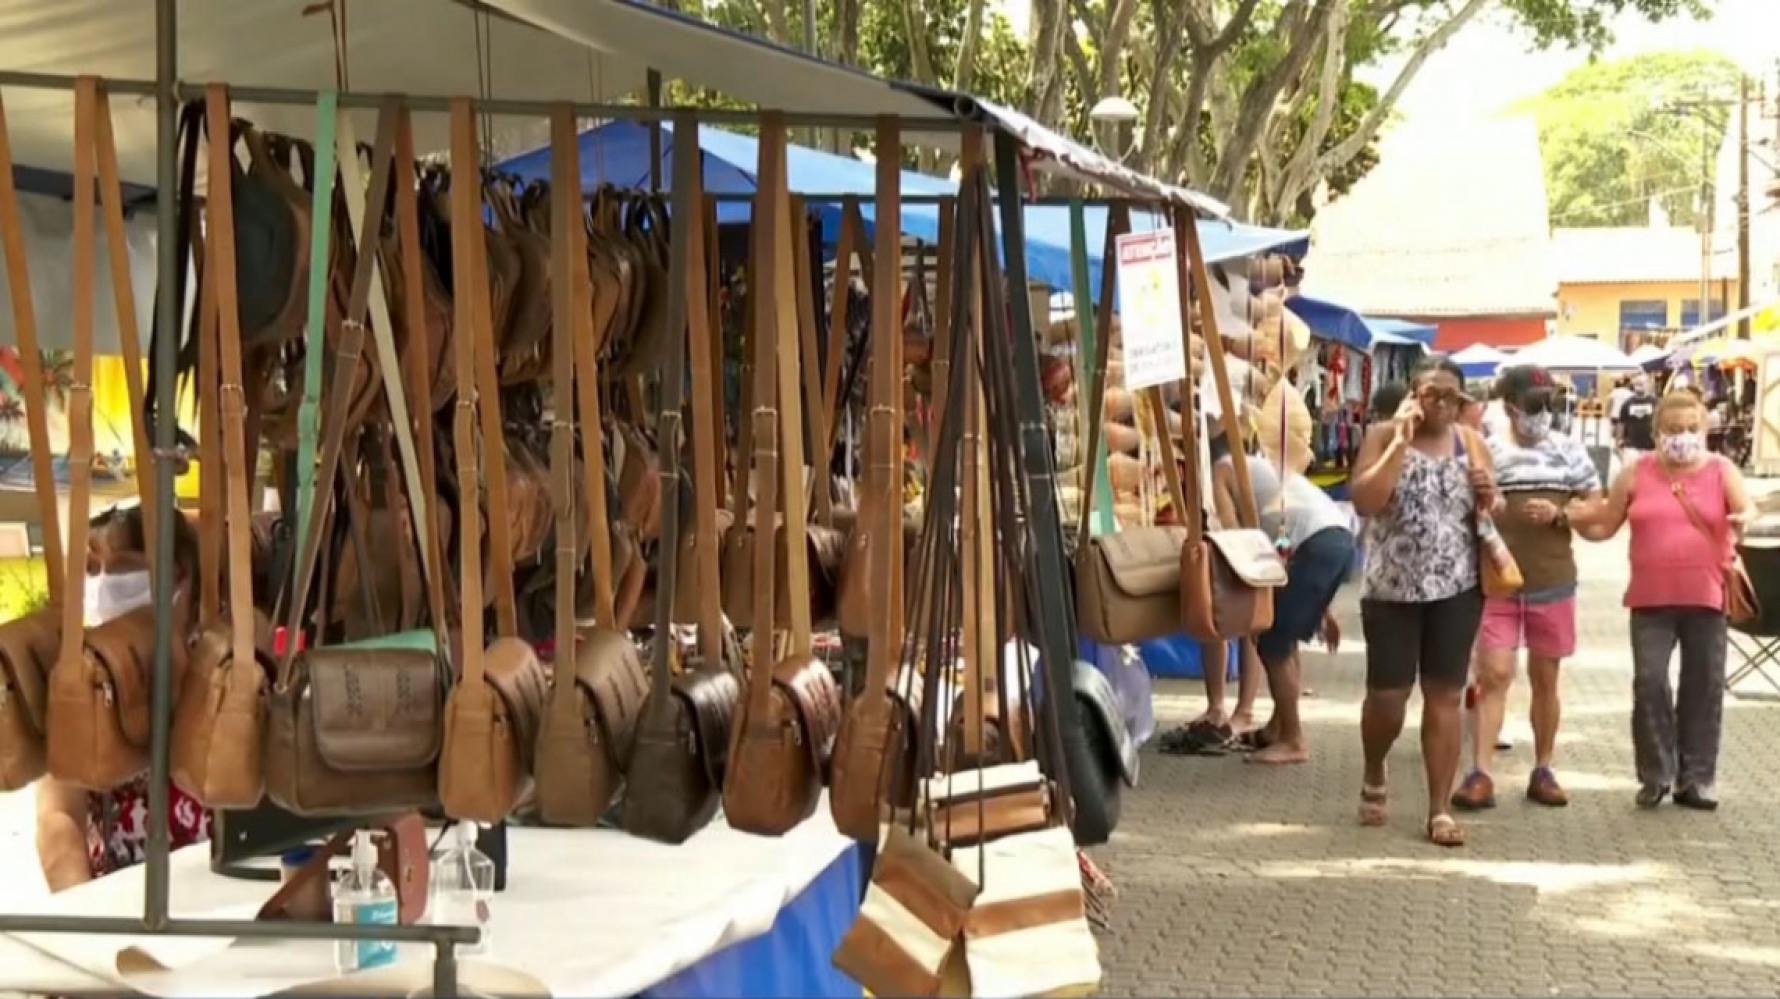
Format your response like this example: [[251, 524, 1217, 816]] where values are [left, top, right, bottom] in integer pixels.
[[1616, 375, 1657, 453]]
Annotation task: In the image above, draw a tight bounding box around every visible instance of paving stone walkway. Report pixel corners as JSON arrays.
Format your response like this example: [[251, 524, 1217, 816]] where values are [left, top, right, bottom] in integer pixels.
[[1093, 525, 1780, 997]]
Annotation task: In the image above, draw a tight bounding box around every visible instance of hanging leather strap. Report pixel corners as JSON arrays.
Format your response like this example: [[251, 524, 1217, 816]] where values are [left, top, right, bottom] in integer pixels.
[[1072, 205, 1125, 542], [194, 223, 221, 623], [201, 84, 257, 676], [822, 204, 857, 457], [859, 118, 903, 712], [929, 196, 955, 463], [765, 122, 814, 659], [296, 92, 339, 561], [703, 194, 727, 512], [787, 196, 832, 526], [469, 206, 517, 640], [0, 91, 64, 600], [91, 83, 155, 560], [448, 99, 490, 690], [1176, 206, 1260, 530], [392, 106, 451, 632], [573, 201, 616, 630], [644, 108, 700, 698], [744, 114, 788, 722], [677, 119, 725, 667], [547, 104, 579, 702], [336, 100, 435, 601], [59, 78, 101, 656]]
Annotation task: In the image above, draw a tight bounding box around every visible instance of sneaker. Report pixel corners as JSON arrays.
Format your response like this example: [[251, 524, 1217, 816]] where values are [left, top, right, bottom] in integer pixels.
[[1674, 785, 1719, 811], [1526, 767, 1569, 807], [1635, 783, 1670, 809], [1451, 770, 1496, 811]]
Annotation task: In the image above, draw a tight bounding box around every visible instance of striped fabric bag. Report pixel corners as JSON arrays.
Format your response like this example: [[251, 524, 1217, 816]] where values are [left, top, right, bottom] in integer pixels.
[[832, 825, 980, 996], [953, 823, 1102, 997]]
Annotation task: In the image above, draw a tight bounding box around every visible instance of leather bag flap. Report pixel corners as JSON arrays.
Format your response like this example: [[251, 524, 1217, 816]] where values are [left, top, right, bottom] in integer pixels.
[[771, 657, 841, 774], [481, 637, 549, 766], [1205, 529, 1289, 588], [304, 643, 445, 772], [86, 605, 172, 747], [1094, 527, 1187, 597], [672, 668, 740, 786], [572, 627, 650, 765]]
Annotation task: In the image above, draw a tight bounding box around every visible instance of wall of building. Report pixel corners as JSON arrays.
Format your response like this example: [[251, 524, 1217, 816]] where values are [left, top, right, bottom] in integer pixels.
[[1557, 280, 1740, 344], [1392, 315, 1550, 352]]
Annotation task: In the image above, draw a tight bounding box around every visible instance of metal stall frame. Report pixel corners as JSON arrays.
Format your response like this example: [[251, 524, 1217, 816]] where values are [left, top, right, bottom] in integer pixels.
[[0, 4, 1212, 991]]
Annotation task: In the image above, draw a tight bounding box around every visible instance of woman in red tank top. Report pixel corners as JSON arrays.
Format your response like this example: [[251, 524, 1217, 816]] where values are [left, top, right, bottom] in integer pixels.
[[1569, 391, 1751, 810]]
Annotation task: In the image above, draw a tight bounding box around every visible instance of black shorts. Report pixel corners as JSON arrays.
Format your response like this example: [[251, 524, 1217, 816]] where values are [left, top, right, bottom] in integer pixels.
[[1360, 588, 1484, 691], [1256, 527, 1355, 663]]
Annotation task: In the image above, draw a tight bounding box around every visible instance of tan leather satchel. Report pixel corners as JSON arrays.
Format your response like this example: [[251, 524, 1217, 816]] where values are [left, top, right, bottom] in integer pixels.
[[1174, 208, 1286, 641], [532, 108, 652, 829], [623, 124, 744, 844], [0, 88, 63, 793], [724, 119, 842, 837], [46, 79, 179, 791], [438, 99, 548, 824], [1069, 207, 1191, 646]]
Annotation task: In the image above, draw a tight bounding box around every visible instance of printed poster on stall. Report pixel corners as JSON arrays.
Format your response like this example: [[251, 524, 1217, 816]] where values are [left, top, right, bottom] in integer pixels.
[[1114, 228, 1185, 392]]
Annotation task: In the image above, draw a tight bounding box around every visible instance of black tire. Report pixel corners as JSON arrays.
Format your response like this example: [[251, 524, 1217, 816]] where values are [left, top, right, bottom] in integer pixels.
[[1064, 691, 1124, 847]]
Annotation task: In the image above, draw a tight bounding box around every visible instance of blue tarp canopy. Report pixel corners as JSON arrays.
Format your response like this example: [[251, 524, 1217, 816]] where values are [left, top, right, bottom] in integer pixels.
[[1284, 295, 1434, 353], [498, 120, 1307, 298]]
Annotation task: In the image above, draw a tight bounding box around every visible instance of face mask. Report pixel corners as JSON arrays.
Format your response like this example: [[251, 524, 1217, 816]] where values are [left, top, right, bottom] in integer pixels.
[[1659, 431, 1705, 464], [84, 570, 153, 626], [1513, 411, 1551, 441]]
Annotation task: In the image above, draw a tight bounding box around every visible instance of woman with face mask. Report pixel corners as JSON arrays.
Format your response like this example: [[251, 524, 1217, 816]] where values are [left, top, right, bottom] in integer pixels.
[[1350, 356, 1496, 847], [36, 505, 210, 892], [1451, 365, 1602, 814], [1568, 392, 1752, 810]]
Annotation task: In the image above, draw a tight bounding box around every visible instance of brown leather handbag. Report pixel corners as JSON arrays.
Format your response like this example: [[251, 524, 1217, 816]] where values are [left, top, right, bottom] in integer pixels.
[[46, 79, 181, 792], [724, 121, 843, 838], [531, 113, 653, 829], [0, 90, 62, 793], [623, 125, 744, 844], [438, 99, 549, 824], [170, 84, 284, 808], [1174, 206, 1286, 642]]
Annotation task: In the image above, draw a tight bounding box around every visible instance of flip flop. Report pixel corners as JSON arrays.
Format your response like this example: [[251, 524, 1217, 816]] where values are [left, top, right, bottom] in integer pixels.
[[1229, 729, 1274, 753], [1358, 785, 1389, 827], [1157, 720, 1231, 757]]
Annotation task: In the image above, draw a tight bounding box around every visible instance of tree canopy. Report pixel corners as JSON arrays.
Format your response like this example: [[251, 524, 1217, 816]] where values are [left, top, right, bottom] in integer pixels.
[[664, 0, 1714, 224], [1516, 49, 1743, 229]]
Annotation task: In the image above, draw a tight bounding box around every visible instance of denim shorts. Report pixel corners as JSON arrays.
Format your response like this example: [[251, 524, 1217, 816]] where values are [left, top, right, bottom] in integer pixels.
[[1256, 527, 1356, 663]]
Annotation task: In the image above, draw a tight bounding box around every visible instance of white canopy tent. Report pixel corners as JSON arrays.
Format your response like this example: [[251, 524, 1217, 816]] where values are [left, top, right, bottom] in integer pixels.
[[1501, 335, 1640, 372]]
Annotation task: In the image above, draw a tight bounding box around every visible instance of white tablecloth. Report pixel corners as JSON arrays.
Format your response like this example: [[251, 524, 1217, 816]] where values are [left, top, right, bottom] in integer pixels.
[[0, 801, 853, 998]]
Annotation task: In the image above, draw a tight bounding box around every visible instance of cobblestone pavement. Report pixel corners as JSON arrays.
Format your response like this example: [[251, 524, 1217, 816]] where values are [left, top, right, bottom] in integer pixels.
[[1094, 526, 1780, 997]]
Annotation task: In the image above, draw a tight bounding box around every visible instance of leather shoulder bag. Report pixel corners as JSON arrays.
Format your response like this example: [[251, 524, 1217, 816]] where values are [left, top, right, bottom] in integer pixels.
[[1174, 209, 1286, 641], [170, 84, 301, 808], [0, 87, 65, 792], [532, 107, 652, 829], [723, 119, 842, 838], [47, 79, 188, 791], [621, 113, 741, 843], [437, 99, 548, 825]]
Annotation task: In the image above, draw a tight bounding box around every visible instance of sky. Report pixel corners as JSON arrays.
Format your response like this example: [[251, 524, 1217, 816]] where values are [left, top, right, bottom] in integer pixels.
[[1373, 0, 1777, 123]]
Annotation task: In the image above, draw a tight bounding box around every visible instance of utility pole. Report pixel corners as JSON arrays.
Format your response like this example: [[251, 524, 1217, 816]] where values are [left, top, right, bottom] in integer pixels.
[[1738, 74, 1752, 338]]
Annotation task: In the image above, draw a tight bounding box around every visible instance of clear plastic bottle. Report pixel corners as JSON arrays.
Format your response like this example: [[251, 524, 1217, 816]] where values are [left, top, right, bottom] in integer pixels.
[[332, 830, 399, 974], [429, 822, 495, 956], [1477, 513, 1514, 573]]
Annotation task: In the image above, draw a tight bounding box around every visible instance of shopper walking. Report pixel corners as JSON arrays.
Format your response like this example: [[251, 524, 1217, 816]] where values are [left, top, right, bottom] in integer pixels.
[[1451, 366, 1603, 812], [1350, 356, 1492, 847], [1569, 391, 1752, 810]]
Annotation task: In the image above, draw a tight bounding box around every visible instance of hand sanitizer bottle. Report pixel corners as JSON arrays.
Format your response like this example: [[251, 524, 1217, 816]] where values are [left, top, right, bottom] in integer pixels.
[[332, 830, 399, 973], [429, 822, 495, 956]]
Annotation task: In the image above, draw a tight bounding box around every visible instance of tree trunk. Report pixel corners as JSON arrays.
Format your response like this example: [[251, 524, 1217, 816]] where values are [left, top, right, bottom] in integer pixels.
[[954, 0, 989, 92], [1207, 0, 1338, 201]]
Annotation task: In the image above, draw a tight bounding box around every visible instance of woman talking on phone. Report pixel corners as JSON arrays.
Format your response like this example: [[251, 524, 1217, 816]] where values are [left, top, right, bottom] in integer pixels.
[[1350, 356, 1495, 847]]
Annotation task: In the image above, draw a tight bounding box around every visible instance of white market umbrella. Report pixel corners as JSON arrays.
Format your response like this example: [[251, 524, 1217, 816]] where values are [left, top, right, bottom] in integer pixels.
[[1628, 343, 1672, 368], [1449, 343, 1506, 378], [1501, 335, 1640, 372]]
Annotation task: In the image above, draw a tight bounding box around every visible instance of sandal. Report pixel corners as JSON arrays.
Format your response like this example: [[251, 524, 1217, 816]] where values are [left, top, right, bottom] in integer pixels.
[[1358, 785, 1389, 827], [1157, 720, 1231, 757], [1427, 814, 1467, 848], [1229, 729, 1274, 753]]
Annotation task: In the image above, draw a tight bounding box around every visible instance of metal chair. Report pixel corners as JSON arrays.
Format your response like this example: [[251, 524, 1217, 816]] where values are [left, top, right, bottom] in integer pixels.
[[1729, 539, 1780, 698]]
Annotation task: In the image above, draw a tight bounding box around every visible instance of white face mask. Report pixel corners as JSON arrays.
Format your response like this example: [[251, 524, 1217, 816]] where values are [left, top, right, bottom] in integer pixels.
[[85, 570, 153, 626]]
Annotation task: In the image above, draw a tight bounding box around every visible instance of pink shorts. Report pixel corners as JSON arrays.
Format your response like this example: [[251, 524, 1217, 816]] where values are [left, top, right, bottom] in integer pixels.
[[1477, 595, 1577, 659]]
